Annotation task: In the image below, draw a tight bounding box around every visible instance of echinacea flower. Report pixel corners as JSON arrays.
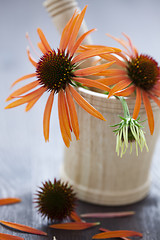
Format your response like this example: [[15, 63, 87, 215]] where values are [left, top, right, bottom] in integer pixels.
[[85, 33, 160, 135], [5, 6, 118, 147], [35, 179, 76, 221]]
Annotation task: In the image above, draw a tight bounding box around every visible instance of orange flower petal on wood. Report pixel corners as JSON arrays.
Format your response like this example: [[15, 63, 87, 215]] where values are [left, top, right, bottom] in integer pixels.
[[49, 221, 100, 230], [149, 93, 160, 107], [99, 228, 131, 240], [65, 87, 79, 140], [69, 85, 105, 121], [114, 85, 135, 97], [70, 211, 82, 222], [0, 232, 24, 240], [0, 220, 47, 236], [92, 230, 143, 239], [132, 87, 141, 119], [0, 198, 21, 206], [108, 79, 131, 98], [142, 90, 154, 135]]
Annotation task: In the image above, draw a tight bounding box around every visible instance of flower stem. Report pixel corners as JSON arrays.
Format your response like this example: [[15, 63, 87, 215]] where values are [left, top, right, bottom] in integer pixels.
[[116, 96, 130, 118]]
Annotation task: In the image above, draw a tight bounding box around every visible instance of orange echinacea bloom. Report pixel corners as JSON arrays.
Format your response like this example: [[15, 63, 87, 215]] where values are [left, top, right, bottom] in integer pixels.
[[94, 33, 160, 135], [5, 6, 117, 147]]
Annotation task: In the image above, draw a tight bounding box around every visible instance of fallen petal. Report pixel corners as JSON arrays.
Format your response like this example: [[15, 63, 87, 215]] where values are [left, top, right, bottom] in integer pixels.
[[99, 228, 131, 240], [50, 221, 100, 230], [0, 232, 24, 240], [70, 211, 82, 222], [92, 230, 143, 239], [0, 198, 21, 206], [80, 211, 135, 218], [0, 220, 47, 236]]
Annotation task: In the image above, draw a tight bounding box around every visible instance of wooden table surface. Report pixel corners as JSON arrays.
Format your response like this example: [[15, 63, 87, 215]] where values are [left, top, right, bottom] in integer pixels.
[[1, 0, 160, 239]]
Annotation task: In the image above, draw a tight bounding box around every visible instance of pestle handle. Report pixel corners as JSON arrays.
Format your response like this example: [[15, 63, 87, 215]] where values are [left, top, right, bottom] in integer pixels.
[[43, 0, 92, 45]]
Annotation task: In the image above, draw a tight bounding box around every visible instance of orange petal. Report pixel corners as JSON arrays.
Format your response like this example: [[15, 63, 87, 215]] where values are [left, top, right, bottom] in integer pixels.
[[74, 61, 115, 76], [0, 232, 24, 240], [6, 81, 39, 101], [59, 90, 72, 140], [78, 45, 121, 53], [92, 230, 143, 239], [132, 87, 141, 119], [114, 85, 135, 97], [0, 198, 21, 206], [100, 53, 126, 68], [70, 211, 82, 222], [59, 10, 78, 51], [11, 73, 36, 87], [73, 77, 110, 92], [49, 221, 100, 230], [37, 42, 47, 54], [148, 93, 160, 107], [27, 48, 37, 67], [122, 32, 138, 57], [98, 76, 129, 86], [58, 91, 70, 147], [64, 91, 72, 132], [142, 90, 154, 135], [0, 220, 47, 236], [65, 87, 79, 140], [94, 69, 127, 77], [25, 92, 43, 111], [70, 28, 96, 56], [69, 85, 105, 120], [107, 33, 131, 55], [37, 28, 52, 52], [99, 228, 132, 240], [67, 6, 87, 53], [108, 79, 131, 98], [43, 92, 54, 142], [5, 87, 45, 109], [72, 48, 115, 64]]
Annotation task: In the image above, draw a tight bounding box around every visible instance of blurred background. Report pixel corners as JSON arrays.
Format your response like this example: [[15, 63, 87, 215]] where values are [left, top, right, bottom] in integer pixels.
[[0, 0, 160, 189]]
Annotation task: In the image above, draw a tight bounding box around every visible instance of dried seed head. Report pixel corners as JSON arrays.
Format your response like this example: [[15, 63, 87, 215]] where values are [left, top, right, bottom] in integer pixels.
[[35, 179, 76, 222]]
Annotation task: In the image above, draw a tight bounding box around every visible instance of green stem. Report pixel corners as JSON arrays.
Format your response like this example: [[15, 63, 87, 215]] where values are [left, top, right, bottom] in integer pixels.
[[116, 96, 130, 118]]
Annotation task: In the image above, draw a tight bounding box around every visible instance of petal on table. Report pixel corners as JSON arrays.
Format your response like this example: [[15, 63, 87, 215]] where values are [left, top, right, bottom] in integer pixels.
[[0, 198, 21, 206], [49, 221, 100, 230], [0, 220, 47, 236]]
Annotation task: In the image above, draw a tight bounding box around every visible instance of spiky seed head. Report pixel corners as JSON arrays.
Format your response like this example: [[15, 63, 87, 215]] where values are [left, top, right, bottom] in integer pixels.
[[127, 54, 159, 90], [36, 49, 75, 93], [35, 178, 76, 222]]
